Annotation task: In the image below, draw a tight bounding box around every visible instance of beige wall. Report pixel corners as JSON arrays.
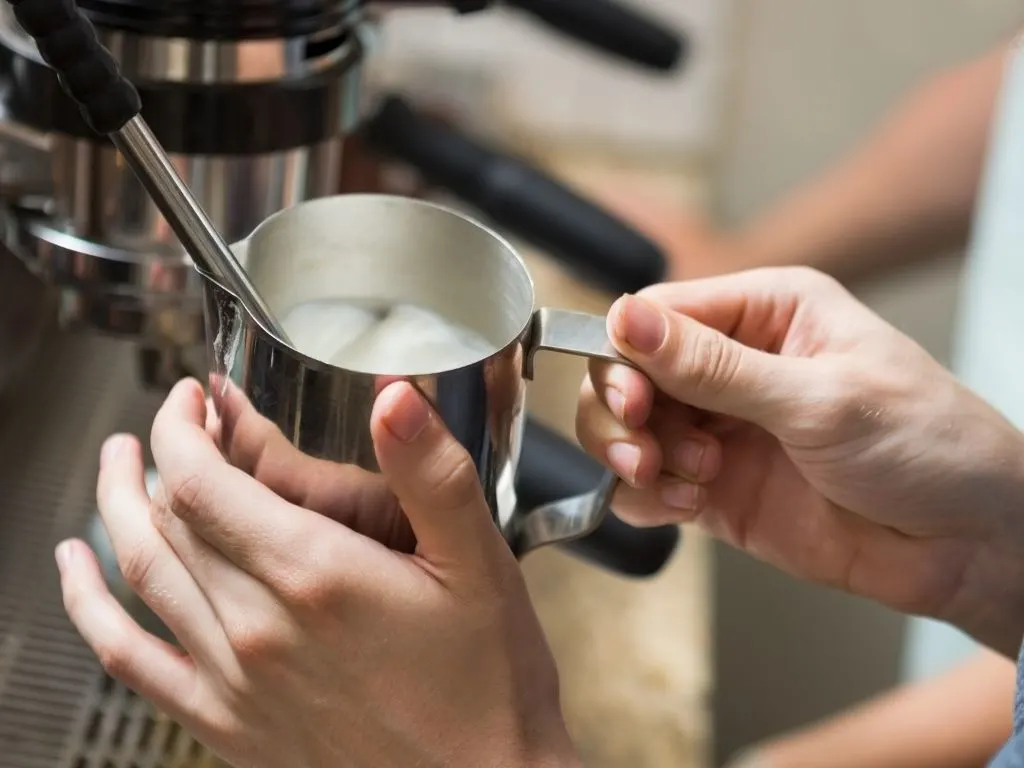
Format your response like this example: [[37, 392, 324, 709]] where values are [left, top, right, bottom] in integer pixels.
[[711, 1, 1024, 762]]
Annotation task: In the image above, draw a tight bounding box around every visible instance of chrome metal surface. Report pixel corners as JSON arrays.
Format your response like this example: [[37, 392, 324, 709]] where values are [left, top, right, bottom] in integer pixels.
[[113, 116, 290, 343], [0, 2, 362, 84], [9, 138, 342, 355], [51, 137, 343, 250], [204, 194, 631, 554], [524, 308, 637, 379], [8, 214, 204, 341], [0, 331, 216, 766]]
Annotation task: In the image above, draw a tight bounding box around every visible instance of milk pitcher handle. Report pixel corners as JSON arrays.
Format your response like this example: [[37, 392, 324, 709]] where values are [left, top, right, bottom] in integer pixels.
[[512, 309, 680, 576]]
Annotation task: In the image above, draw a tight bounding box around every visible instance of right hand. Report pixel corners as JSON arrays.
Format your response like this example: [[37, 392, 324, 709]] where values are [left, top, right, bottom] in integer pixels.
[[577, 267, 1024, 655]]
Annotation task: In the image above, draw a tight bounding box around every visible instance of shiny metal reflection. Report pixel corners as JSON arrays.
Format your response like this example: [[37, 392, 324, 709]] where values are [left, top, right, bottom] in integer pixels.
[[201, 194, 636, 556]]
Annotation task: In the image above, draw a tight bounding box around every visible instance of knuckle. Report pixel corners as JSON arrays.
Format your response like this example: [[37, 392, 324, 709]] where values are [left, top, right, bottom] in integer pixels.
[[225, 615, 294, 667], [95, 641, 136, 683], [428, 441, 481, 510], [681, 327, 741, 397], [118, 539, 158, 592], [166, 471, 206, 523], [274, 551, 341, 612]]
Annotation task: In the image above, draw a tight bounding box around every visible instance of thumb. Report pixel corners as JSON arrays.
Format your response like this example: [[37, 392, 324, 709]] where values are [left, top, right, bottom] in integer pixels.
[[370, 381, 504, 571], [608, 294, 806, 430]]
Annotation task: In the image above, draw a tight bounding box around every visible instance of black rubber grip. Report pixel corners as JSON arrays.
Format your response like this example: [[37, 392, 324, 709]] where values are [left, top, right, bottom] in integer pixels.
[[506, 0, 685, 72], [518, 418, 680, 578], [8, 0, 141, 134], [366, 95, 667, 295]]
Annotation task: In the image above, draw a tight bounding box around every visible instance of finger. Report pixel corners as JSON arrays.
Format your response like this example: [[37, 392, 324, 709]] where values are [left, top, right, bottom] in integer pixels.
[[371, 381, 505, 573], [152, 379, 364, 587], [638, 267, 856, 346], [149, 485, 287, 641], [96, 433, 220, 654], [576, 378, 662, 488], [586, 358, 654, 430], [647, 403, 723, 483], [215, 385, 407, 542], [607, 294, 811, 431], [56, 538, 200, 722], [204, 395, 223, 448], [610, 477, 707, 528]]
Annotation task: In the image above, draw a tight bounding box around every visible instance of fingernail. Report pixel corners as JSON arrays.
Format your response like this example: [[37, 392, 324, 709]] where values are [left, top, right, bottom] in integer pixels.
[[618, 296, 666, 354], [100, 434, 129, 468], [661, 481, 701, 511], [675, 441, 705, 479], [54, 540, 74, 572], [383, 388, 430, 443], [607, 442, 641, 485], [606, 387, 627, 422]]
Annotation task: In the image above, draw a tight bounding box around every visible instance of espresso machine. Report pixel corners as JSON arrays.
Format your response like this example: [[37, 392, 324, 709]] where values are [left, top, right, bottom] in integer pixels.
[[0, 1, 686, 765]]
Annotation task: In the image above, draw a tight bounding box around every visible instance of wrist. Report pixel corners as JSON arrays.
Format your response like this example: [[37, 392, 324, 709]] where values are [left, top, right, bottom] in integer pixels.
[[937, 422, 1024, 657]]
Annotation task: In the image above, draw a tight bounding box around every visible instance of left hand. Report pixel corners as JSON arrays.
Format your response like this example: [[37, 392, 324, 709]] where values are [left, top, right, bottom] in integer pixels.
[[206, 375, 414, 551], [576, 270, 1024, 654], [57, 378, 579, 768]]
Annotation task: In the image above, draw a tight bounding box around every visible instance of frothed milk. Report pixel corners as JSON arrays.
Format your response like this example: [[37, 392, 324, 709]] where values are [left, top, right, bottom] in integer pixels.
[[281, 299, 496, 374]]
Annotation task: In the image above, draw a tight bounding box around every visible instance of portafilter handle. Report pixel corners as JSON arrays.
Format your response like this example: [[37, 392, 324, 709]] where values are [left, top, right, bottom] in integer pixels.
[[443, 0, 687, 72], [5, 0, 291, 345], [365, 95, 668, 295], [503, 0, 686, 73]]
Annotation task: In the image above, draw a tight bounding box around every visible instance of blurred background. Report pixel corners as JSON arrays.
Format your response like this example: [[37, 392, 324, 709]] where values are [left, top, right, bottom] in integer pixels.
[[369, 1, 1024, 766]]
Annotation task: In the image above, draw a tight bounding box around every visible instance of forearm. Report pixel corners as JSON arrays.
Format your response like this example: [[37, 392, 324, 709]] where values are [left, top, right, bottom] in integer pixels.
[[728, 42, 1013, 281], [743, 650, 1015, 768]]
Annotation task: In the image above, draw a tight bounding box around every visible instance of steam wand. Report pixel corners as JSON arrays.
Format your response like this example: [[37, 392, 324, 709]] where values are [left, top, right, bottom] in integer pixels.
[[7, 0, 292, 345]]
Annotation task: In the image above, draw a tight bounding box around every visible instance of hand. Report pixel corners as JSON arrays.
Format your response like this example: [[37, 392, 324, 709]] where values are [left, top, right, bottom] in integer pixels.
[[58, 379, 579, 768], [207, 374, 414, 551], [577, 267, 1024, 655]]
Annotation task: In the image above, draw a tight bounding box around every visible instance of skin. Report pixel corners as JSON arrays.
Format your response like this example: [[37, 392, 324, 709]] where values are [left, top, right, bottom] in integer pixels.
[[57, 265, 1024, 767], [52, 24, 1023, 768], [586, 38, 1020, 768], [592, 41, 1010, 284], [578, 270, 1024, 658], [738, 648, 1015, 768], [58, 378, 580, 768]]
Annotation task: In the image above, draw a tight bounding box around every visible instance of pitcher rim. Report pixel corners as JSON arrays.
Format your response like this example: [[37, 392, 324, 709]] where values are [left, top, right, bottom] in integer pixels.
[[195, 193, 538, 377]]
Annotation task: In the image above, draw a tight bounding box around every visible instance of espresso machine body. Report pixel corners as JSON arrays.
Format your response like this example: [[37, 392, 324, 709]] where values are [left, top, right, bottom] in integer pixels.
[[0, 0, 365, 388], [0, 2, 684, 765]]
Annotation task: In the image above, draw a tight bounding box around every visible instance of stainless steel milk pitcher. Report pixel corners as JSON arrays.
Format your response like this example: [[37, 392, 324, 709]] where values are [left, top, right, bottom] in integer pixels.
[[200, 194, 636, 556]]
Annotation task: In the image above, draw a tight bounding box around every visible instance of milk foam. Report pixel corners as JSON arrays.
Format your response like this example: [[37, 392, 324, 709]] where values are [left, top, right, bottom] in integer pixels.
[[281, 299, 495, 374]]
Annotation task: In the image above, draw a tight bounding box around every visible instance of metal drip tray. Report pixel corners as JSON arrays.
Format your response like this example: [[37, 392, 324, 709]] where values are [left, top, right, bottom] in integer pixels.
[[0, 331, 217, 767]]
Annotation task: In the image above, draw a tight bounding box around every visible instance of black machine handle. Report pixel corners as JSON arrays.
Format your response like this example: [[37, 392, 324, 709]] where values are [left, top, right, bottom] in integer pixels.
[[504, 0, 686, 72], [518, 419, 679, 577], [8, 0, 140, 134], [365, 95, 667, 295], [447, 0, 686, 72]]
